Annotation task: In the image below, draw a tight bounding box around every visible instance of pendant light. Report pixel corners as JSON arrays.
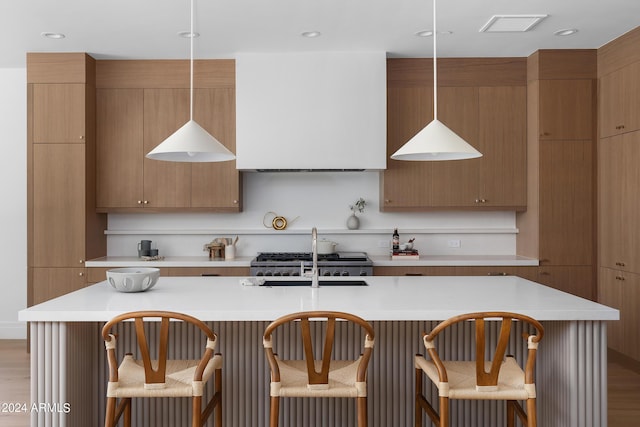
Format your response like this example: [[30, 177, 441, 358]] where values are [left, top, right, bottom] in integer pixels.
[[391, 0, 481, 161], [146, 0, 235, 162]]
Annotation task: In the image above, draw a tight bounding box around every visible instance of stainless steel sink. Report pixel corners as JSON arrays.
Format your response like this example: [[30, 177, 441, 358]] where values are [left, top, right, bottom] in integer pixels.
[[260, 280, 368, 287]]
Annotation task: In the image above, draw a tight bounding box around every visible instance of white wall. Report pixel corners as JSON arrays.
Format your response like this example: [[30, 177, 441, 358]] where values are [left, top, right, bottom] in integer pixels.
[[107, 172, 518, 258], [0, 68, 27, 339]]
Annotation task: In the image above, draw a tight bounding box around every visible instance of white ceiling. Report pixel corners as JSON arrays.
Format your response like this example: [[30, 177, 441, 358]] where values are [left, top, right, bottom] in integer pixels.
[[1, 0, 639, 68]]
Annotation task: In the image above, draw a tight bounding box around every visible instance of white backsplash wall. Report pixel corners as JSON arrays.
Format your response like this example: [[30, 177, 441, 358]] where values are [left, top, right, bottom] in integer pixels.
[[107, 172, 518, 258]]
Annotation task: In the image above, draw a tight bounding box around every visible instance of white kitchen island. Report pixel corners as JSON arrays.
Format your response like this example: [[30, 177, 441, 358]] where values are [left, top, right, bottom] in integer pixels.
[[20, 275, 618, 426]]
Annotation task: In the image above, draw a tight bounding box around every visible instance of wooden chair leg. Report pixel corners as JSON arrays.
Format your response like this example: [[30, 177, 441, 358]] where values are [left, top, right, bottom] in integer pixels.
[[215, 367, 223, 426], [507, 401, 515, 427], [270, 396, 280, 427], [192, 395, 202, 427], [104, 397, 116, 427], [357, 396, 368, 427], [415, 367, 423, 427], [527, 398, 537, 427], [123, 398, 131, 427], [439, 396, 449, 427]]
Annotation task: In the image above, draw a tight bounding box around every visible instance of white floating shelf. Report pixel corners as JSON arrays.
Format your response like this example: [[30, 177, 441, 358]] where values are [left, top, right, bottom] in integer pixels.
[[104, 228, 519, 236]]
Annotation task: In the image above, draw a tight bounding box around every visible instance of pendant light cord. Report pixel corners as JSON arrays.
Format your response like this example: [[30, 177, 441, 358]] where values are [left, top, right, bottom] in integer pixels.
[[433, 0, 438, 121], [189, 0, 194, 121]]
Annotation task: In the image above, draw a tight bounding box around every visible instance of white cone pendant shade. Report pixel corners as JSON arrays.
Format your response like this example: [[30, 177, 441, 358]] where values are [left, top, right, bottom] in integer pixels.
[[391, 119, 482, 161], [146, 0, 235, 163], [146, 120, 236, 162], [391, 0, 481, 162]]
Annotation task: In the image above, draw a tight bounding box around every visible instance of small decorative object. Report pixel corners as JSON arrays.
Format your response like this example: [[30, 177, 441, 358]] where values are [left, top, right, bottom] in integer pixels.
[[106, 267, 160, 293], [347, 198, 366, 230]]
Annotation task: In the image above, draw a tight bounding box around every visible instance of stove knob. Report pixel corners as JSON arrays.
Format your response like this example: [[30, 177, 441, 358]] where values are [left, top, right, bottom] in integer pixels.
[[341, 271, 350, 276], [274, 271, 282, 276], [323, 271, 331, 276], [292, 271, 300, 276], [282, 271, 290, 276], [333, 271, 341, 276], [359, 270, 368, 276], [265, 271, 273, 276], [256, 271, 264, 277]]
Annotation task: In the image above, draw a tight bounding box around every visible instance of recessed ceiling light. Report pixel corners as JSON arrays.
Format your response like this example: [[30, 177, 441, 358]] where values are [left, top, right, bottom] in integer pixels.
[[41, 32, 65, 39], [178, 31, 200, 38], [554, 28, 578, 36], [301, 31, 321, 38], [415, 30, 452, 37]]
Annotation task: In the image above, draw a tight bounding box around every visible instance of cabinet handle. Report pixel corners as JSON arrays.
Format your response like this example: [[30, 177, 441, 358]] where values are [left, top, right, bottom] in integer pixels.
[[385, 199, 391, 204], [615, 125, 625, 130], [540, 271, 550, 276], [143, 200, 149, 204], [615, 275, 625, 281], [487, 272, 508, 276], [79, 135, 84, 140], [615, 261, 626, 267], [475, 199, 487, 203], [540, 132, 550, 137], [79, 259, 84, 264], [79, 272, 84, 277], [137, 200, 142, 204], [233, 200, 238, 204]]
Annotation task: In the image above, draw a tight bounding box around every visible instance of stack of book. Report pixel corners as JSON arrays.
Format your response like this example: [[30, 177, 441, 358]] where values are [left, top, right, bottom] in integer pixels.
[[391, 250, 420, 260]]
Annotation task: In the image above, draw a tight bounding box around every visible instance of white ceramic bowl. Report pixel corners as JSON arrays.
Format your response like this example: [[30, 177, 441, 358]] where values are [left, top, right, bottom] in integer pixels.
[[106, 267, 160, 293]]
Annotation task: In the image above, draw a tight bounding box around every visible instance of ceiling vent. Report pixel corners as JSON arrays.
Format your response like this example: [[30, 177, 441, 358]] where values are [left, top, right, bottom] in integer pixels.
[[479, 15, 548, 33]]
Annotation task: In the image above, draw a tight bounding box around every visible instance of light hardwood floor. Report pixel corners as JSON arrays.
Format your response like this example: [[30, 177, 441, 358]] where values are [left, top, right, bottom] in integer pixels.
[[1, 340, 639, 426]]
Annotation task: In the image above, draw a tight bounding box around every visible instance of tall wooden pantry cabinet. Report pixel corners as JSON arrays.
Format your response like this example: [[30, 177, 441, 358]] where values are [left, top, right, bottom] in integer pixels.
[[27, 53, 107, 305], [597, 27, 640, 362]]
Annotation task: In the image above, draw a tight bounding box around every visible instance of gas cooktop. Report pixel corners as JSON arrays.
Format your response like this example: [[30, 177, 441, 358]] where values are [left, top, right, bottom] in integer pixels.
[[254, 252, 369, 263]]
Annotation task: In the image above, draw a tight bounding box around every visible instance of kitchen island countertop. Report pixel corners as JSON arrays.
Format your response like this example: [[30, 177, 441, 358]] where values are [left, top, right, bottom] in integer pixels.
[[19, 275, 616, 322]]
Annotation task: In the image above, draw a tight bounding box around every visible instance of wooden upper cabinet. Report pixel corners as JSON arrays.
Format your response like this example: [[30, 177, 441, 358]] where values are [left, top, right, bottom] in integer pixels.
[[96, 86, 241, 212], [190, 87, 241, 209], [96, 89, 144, 209], [382, 84, 525, 211], [32, 84, 86, 143], [600, 61, 640, 138], [477, 86, 526, 209], [538, 79, 594, 140], [143, 88, 193, 209]]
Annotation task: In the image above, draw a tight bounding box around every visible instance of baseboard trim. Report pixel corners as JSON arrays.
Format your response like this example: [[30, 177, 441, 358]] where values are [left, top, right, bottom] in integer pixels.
[[0, 322, 27, 339]]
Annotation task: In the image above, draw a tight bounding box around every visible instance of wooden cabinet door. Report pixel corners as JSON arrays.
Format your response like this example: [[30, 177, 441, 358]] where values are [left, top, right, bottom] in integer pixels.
[[383, 86, 434, 209], [32, 144, 86, 267], [32, 84, 86, 143], [600, 62, 640, 138], [538, 139, 594, 266], [478, 86, 526, 209], [537, 265, 595, 300], [428, 87, 480, 207], [191, 88, 242, 210], [32, 268, 87, 305], [599, 268, 640, 360], [538, 80, 594, 140], [96, 89, 144, 210], [143, 88, 193, 209], [598, 268, 624, 353], [599, 132, 640, 273]]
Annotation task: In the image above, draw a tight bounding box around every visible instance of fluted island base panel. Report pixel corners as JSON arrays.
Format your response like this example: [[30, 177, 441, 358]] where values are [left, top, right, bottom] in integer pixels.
[[29, 319, 606, 427]]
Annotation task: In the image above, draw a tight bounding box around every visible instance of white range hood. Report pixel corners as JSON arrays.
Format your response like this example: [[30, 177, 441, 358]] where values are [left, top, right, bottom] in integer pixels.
[[236, 52, 387, 171]]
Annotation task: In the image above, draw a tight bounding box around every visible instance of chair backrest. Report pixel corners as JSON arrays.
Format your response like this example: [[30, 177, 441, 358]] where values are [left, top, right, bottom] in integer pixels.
[[423, 311, 544, 388], [263, 311, 375, 387], [102, 311, 218, 387]]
